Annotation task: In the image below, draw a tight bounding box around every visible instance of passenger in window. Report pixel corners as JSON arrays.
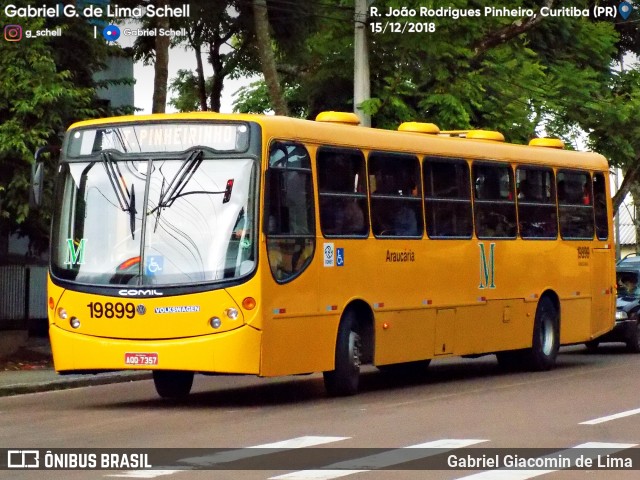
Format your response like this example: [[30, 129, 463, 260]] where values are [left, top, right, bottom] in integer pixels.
[[337, 199, 365, 234], [517, 179, 531, 200], [557, 180, 567, 203], [394, 203, 418, 236], [582, 182, 591, 205]]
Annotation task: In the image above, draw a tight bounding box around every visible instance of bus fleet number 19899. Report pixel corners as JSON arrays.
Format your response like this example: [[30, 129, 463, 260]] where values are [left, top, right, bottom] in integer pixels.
[[87, 302, 136, 319]]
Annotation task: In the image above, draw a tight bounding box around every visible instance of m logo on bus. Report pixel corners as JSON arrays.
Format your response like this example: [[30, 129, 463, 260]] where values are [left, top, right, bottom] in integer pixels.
[[64, 238, 87, 265], [478, 242, 496, 289]]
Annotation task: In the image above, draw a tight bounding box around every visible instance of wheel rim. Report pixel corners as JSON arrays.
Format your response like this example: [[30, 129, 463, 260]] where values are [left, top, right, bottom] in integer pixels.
[[349, 331, 362, 372], [541, 315, 555, 356]]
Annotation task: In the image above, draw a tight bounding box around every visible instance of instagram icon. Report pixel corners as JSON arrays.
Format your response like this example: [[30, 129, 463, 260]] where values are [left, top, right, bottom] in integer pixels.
[[4, 25, 22, 41]]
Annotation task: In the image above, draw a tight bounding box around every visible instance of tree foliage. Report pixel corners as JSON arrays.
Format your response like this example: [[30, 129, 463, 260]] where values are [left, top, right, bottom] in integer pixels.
[[0, 1, 133, 253]]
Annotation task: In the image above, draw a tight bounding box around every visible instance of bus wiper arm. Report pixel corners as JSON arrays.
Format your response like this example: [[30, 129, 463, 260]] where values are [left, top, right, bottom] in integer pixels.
[[102, 152, 137, 239], [150, 149, 204, 214]]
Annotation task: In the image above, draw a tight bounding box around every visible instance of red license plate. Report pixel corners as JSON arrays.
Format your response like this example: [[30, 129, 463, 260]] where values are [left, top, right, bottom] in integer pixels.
[[124, 353, 158, 366]]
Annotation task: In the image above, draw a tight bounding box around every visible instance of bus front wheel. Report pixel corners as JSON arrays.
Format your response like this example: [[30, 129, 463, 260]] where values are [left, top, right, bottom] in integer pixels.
[[324, 311, 361, 396], [523, 297, 559, 371], [153, 370, 194, 399]]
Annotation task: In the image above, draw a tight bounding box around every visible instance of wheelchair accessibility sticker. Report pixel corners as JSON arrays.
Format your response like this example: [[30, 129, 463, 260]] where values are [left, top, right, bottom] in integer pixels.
[[336, 248, 344, 267], [145, 256, 164, 276]]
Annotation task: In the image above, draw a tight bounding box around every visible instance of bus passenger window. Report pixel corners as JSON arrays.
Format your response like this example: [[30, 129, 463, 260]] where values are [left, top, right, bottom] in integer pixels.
[[473, 163, 516, 239], [423, 157, 473, 238], [265, 141, 315, 282], [317, 148, 369, 237], [593, 172, 609, 240], [557, 170, 594, 240], [369, 152, 423, 238], [516, 167, 557, 239]]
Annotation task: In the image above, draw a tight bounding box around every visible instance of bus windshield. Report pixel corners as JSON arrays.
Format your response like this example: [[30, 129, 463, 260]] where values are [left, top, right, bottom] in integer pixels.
[[51, 153, 257, 286]]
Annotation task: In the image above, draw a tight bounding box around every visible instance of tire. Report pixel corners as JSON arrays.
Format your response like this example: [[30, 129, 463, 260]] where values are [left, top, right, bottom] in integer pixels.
[[625, 320, 640, 353], [585, 339, 600, 352], [324, 311, 362, 396], [522, 297, 559, 371], [152, 370, 194, 399]]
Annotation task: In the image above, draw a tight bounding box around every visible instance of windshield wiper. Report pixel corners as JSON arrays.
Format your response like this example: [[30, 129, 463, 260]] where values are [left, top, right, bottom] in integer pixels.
[[148, 149, 235, 231], [102, 152, 137, 239]]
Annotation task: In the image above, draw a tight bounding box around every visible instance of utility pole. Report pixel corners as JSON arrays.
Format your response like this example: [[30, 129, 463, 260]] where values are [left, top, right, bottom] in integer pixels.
[[354, 0, 370, 127]]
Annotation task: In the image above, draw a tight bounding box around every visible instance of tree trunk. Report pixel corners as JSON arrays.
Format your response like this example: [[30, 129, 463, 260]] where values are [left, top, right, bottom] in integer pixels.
[[152, 0, 171, 113], [194, 44, 208, 111], [612, 157, 640, 215], [252, 0, 289, 116]]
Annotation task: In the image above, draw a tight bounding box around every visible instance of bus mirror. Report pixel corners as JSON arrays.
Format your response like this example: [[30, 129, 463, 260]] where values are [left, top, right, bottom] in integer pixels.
[[31, 145, 60, 208], [30, 162, 44, 208]]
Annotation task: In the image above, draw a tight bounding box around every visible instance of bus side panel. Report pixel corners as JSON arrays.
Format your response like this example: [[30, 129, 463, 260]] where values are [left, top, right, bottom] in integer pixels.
[[259, 252, 336, 376], [559, 297, 593, 344], [454, 300, 535, 355], [374, 309, 437, 365], [590, 247, 615, 339], [260, 313, 337, 376]]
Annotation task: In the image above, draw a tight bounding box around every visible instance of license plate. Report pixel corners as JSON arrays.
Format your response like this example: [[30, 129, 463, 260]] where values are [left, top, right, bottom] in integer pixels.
[[124, 353, 158, 366]]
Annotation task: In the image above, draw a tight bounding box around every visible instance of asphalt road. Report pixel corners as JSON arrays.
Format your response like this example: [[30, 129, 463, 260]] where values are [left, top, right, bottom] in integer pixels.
[[1, 345, 639, 480]]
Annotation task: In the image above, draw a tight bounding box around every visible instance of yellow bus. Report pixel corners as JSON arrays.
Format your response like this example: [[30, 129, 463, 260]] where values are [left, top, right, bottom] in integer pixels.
[[43, 111, 615, 398]]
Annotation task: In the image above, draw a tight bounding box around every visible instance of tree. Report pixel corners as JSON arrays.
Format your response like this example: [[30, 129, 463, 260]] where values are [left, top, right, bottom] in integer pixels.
[[153, 0, 171, 113], [252, 0, 289, 115], [0, 1, 133, 253], [134, 0, 252, 113]]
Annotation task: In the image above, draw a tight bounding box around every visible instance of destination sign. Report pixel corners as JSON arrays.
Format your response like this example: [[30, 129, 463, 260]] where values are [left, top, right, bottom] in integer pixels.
[[67, 122, 250, 156]]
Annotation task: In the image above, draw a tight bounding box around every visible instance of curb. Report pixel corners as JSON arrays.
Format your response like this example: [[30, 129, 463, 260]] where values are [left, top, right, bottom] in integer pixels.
[[0, 371, 152, 397]]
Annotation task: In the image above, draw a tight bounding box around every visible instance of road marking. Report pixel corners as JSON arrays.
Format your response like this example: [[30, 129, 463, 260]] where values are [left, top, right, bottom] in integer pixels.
[[270, 439, 488, 480], [453, 442, 637, 480], [106, 472, 184, 479], [181, 436, 350, 466], [580, 407, 640, 425], [105, 436, 350, 478]]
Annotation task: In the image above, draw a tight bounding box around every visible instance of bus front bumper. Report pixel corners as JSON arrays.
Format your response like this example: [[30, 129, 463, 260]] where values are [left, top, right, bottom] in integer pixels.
[[49, 324, 262, 375]]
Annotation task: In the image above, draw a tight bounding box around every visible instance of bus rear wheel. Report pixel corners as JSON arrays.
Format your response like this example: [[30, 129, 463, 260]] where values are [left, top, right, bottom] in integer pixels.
[[324, 311, 361, 396], [153, 370, 194, 399], [522, 297, 559, 371], [496, 297, 559, 371]]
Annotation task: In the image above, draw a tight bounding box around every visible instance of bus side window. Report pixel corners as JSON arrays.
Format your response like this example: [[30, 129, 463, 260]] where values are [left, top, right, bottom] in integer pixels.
[[369, 152, 423, 238], [516, 167, 557, 239], [317, 147, 369, 237], [593, 172, 609, 240], [265, 141, 315, 282], [557, 170, 594, 240], [423, 157, 473, 238], [473, 163, 516, 239]]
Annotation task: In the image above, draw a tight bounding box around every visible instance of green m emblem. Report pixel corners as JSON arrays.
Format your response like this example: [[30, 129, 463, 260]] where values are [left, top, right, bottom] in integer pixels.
[[65, 238, 87, 265], [478, 242, 496, 289]]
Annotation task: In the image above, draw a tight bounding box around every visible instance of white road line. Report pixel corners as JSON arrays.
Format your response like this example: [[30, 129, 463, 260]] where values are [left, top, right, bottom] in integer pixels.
[[182, 436, 350, 466], [580, 407, 640, 425], [270, 438, 489, 480], [105, 436, 349, 478], [106, 471, 186, 479], [453, 442, 637, 480]]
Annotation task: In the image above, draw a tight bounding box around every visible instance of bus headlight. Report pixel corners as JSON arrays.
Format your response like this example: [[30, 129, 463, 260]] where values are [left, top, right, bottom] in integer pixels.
[[209, 317, 222, 329], [70, 317, 81, 329], [57, 308, 68, 320]]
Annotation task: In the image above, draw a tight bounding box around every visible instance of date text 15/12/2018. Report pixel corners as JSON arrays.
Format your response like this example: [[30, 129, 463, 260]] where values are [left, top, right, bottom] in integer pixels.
[[370, 22, 436, 34]]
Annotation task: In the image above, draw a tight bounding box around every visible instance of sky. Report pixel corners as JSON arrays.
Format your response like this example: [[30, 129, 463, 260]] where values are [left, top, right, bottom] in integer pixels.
[[117, 22, 253, 115]]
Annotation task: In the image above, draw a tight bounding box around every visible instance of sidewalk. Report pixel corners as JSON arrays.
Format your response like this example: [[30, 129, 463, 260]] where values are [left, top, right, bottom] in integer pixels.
[[0, 335, 151, 397]]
